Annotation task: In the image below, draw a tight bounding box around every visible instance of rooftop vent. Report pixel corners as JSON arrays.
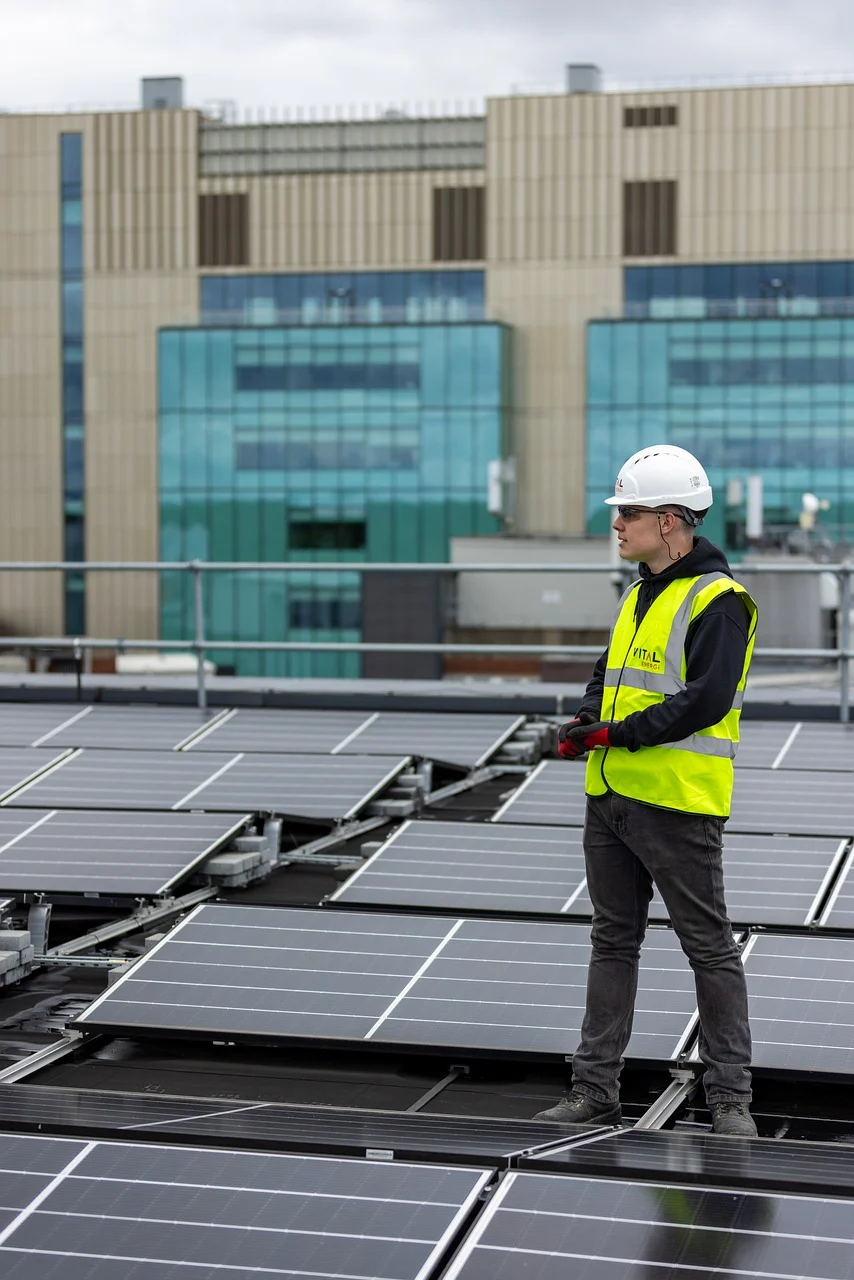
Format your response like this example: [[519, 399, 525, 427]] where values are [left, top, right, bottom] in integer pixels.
[[141, 77, 184, 110], [566, 64, 602, 94]]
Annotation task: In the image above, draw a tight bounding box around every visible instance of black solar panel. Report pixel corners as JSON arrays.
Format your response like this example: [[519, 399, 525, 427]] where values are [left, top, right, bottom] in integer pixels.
[[335, 712, 525, 768], [492, 760, 587, 827], [493, 760, 854, 838], [0, 1083, 592, 1169], [332, 820, 845, 927], [726, 933, 854, 1077], [734, 721, 800, 769], [771, 722, 854, 772], [73, 904, 699, 1063], [0, 809, 249, 895], [0, 1133, 490, 1279], [29, 704, 231, 751], [330, 820, 588, 915], [442, 1170, 854, 1280], [8, 748, 408, 820], [728, 770, 854, 836], [185, 707, 376, 754], [0, 747, 71, 803], [571, 831, 846, 928], [0, 704, 88, 748], [520, 1127, 854, 1197]]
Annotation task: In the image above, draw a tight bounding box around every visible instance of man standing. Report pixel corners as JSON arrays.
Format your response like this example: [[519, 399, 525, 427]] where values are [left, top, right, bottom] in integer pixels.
[[535, 445, 759, 1137]]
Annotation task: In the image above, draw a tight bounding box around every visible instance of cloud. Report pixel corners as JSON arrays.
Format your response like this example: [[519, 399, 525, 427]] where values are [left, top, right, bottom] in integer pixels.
[[2, 0, 854, 114]]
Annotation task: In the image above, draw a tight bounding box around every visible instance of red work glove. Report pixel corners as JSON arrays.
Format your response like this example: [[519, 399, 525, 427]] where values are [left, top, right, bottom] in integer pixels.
[[556, 712, 597, 759], [563, 720, 615, 752]]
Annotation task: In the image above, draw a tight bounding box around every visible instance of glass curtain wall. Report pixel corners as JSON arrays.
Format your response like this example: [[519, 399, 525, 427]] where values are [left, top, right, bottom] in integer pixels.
[[626, 262, 854, 320], [200, 270, 484, 327], [587, 317, 854, 548], [60, 134, 84, 632], [159, 323, 508, 676]]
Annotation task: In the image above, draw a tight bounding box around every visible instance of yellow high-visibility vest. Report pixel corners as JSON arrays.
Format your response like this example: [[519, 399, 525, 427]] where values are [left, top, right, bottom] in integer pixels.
[[585, 572, 758, 817]]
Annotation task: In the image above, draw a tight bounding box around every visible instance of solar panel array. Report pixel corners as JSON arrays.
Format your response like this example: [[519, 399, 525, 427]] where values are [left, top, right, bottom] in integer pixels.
[[0, 703, 522, 767], [493, 758, 854, 837], [0, 809, 250, 895], [0, 1133, 491, 1280], [73, 902, 699, 1062], [443, 1171, 854, 1280], [331, 819, 847, 928], [6, 748, 409, 821], [0, 1083, 591, 1168]]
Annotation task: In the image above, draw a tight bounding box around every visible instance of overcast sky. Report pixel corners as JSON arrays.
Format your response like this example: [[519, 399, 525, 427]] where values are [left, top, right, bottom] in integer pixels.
[[4, 0, 854, 115]]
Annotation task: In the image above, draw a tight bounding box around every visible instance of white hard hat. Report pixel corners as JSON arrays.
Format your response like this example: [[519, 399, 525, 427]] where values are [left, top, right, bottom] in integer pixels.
[[605, 444, 714, 512]]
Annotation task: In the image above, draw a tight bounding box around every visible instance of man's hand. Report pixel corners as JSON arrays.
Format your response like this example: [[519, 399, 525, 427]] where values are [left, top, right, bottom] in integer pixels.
[[563, 720, 615, 752], [556, 712, 598, 759]]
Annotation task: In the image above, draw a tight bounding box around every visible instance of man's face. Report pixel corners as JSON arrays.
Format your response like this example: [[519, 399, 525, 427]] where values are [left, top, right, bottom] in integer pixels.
[[612, 505, 664, 562]]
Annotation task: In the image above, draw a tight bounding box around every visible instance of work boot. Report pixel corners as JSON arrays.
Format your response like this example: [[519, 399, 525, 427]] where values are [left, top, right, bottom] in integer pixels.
[[709, 1099, 758, 1138], [533, 1089, 621, 1125]]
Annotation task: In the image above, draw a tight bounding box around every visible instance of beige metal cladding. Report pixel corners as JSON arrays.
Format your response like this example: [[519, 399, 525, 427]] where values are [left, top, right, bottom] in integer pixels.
[[488, 81, 854, 264], [84, 113, 199, 639], [0, 114, 73, 634], [84, 273, 198, 641], [90, 109, 199, 271], [199, 168, 486, 269], [674, 83, 854, 260]]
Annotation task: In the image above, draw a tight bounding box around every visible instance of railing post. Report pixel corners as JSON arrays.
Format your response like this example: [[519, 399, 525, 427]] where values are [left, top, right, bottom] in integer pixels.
[[840, 565, 852, 725], [190, 561, 207, 712]]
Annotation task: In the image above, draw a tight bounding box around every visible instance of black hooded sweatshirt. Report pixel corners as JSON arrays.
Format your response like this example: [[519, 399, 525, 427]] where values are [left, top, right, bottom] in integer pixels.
[[577, 536, 753, 752]]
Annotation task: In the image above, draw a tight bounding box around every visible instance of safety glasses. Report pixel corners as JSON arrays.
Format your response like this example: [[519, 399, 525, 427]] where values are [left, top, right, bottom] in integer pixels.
[[616, 505, 659, 520]]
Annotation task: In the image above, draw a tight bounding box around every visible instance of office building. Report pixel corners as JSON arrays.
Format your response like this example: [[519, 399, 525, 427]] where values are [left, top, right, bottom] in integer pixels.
[[3, 70, 854, 670]]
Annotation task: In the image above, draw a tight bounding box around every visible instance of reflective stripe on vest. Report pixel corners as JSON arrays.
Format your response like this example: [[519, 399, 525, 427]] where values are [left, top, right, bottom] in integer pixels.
[[585, 572, 757, 817]]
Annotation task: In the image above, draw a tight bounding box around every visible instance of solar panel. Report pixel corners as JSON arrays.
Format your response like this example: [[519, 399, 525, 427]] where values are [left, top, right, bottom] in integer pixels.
[[492, 760, 587, 827], [734, 720, 800, 769], [772, 721, 854, 772], [36, 704, 231, 751], [818, 844, 854, 928], [185, 707, 376, 754], [0, 809, 250, 895], [330, 820, 588, 915], [73, 903, 699, 1063], [442, 1170, 854, 1280], [7, 748, 409, 821], [728, 770, 854, 836], [0, 747, 71, 802], [0, 1133, 491, 1279], [720, 933, 854, 1077], [176, 753, 411, 820], [520, 1127, 854, 1197], [571, 832, 847, 928], [0, 1083, 594, 1169], [335, 712, 525, 768], [0, 704, 88, 747], [331, 820, 846, 928], [494, 761, 854, 838]]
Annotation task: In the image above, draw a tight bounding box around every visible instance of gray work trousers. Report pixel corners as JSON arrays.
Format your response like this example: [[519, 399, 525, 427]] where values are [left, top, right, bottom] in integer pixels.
[[571, 789, 752, 1105]]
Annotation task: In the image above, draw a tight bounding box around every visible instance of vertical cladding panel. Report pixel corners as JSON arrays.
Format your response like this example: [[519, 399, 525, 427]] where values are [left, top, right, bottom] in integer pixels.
[[231, 169, 484, 270], [0, 115, 70, 632], [85, 112, 200, 640]]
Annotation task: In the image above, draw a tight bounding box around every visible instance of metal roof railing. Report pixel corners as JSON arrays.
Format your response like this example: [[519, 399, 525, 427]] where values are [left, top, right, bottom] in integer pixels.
[[0, 558, 849, 719]]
